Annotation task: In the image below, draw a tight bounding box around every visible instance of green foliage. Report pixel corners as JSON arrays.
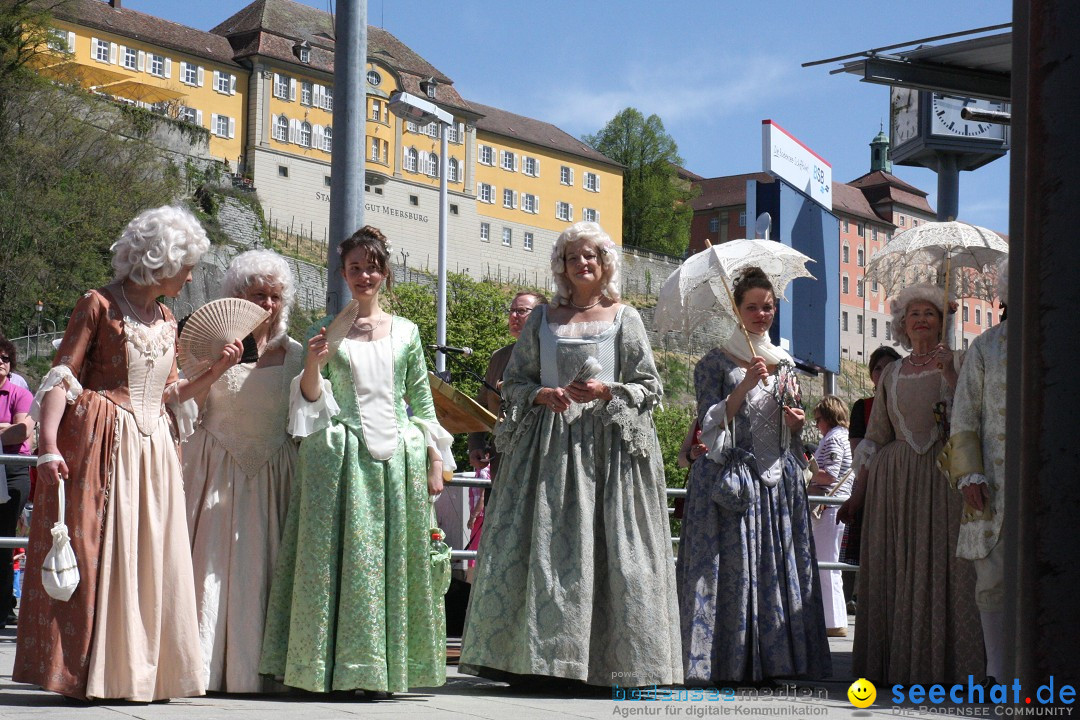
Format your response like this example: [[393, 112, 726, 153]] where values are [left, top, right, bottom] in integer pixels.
[[584, 108, 697, 256], [654, 404, 695, 490], [0, 2, 183, 338]]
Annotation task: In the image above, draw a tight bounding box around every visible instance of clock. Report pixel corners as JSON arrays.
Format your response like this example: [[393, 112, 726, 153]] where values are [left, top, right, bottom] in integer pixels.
[[930, 94, 1008, 140], [891, 87, 920, 146]]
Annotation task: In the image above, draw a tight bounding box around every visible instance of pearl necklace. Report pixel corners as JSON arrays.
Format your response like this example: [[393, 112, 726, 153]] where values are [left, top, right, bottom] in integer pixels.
[[569, 296, 603, 311], [119, 283, 159, 326], [906, 353, 935, 368]]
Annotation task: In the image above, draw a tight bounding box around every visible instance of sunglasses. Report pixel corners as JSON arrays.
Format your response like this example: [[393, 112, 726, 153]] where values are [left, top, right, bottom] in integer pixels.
[[0, 355, 11, 363]]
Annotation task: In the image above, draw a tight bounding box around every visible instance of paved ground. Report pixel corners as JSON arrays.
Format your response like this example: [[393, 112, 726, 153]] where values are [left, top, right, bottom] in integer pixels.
[[0, 617, 997, 719]]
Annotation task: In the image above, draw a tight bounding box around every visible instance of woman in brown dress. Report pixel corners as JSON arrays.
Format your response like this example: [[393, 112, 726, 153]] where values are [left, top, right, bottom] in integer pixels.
[[14, 206, 242, 701], [838, 283, 983, 685]]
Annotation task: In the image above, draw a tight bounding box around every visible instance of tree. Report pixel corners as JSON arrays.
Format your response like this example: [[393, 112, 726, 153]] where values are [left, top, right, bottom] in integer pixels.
[[584, 108, 696, 256]]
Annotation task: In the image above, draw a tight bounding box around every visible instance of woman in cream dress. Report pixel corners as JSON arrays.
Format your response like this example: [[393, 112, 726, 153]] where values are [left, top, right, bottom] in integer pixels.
[[14, 206, 242, 701], [184, 250, 303, 692]]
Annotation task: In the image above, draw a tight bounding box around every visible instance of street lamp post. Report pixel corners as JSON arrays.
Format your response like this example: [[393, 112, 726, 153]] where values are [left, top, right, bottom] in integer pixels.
[[388, 91, 453, 374]]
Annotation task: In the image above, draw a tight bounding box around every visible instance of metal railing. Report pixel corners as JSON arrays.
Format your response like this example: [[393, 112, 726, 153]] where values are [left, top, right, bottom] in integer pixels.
[[0, 459, 859, 571]]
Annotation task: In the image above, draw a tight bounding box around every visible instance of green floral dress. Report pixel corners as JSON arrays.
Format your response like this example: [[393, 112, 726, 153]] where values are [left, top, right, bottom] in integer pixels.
[[259, 316, 453, 693]]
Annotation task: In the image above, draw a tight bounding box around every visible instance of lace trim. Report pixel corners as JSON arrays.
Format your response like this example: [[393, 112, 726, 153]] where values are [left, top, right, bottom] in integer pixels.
[[600, 385, 656, 457], [548, 320, 614, 338], [887, 364, 946, 455], [122, 317, 174, 359], [852, 438, 879, 475], [30, 365, 84, 420], [956, 472, 988, 490]]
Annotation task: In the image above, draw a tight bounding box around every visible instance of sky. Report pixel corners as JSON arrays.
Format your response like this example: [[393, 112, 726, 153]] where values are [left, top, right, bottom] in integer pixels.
[[128, 0, 1013, 233]]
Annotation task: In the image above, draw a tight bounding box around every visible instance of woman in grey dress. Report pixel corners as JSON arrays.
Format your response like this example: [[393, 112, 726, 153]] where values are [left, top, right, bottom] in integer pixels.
[[460, 222, 682, 687], [676, 267, 830, 684]]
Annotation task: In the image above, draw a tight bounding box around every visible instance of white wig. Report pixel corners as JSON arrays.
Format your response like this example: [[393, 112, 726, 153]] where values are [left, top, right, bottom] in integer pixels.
[[996, 255, 1009, 304], [890, 283, 945, 350], [222, 249, 296, 348], [111, 205, 210, 286], [549, 222, 621, 306]]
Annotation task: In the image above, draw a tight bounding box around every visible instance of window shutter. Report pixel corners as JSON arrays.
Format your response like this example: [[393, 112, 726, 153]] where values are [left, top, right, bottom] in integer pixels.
[[137, 50, 145, 71], [514, 154, 520, 172], [211, 113, 219, 136], [197, 66, 204, 86], [534, 158, 540, 176], [90, 37, 99, 60], [213, 70, 220, 88], [491, 184, 497, 201], [196, 109, 203, 126], [228, 117, 235, 139], [595, 175, 600, 191], [569, 168, 575, 184], [513, 190, 518, 209], [289, 119, 298, 143], [403, 146, 409, 167], [164, 57, 172, 78], [230, 74, 236, 95], [535, 197, 540, 213], [180, 62, 188, 81], [67, 31, 75, 53], [116, 44, 125, 64], [288, 78, 296, 101], [313, 124, 323, 148], [569, 204, 574, 222], [109, 42, 117, 64]]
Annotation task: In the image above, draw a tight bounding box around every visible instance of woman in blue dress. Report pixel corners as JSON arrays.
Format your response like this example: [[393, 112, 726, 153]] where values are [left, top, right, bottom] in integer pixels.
[[676, 266, 830, 684]]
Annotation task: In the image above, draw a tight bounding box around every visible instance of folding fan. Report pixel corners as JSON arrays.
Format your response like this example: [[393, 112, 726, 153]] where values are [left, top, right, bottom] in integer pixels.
[[178, 298, 270, 378], [324, 299, 360, 351]]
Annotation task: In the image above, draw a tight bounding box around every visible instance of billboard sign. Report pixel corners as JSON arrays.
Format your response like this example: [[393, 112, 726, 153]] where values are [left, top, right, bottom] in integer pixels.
[[762, 120, 832, 211]]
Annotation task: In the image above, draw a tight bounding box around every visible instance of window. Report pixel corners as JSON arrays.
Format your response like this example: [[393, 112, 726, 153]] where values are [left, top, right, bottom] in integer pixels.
[[370, 99, 383, 123], [212, 114, 231, 138], [278, 165, 289, 177], [48, 29, 70, 53], [324, 175, 332, 187], [843, 220, 849, 233], [177, 106, 197, 124], [855, 222, 864, 237], [872, 279, 879, 293], [297, 45, 310, 63], [502, 228, 512, 247], [963, 338, 969, 350], [560, 166, 573, 185], [871, 318, 878, 337], [409, 195, 419, 206], [738, 211, 746, 227], [405, 147, 418, 173], [322, 87, 333, 111], [366, 69, 382, 87], [886, 321, 892, 340], [322, 126, 332, 153], [93, 38, 110, 63], [480, 222, 490, 242], [478, 183, 494, 204], [913, 219, 919, 227], [501, 150, 516, 171], [524, 232, 534, 251], [975, 308, 982, 326], [857, 247, 865, 266], [426, 152, 439, 177], [215, 70, 232, 94], [583, 172, 599, 192], [274, 73, 289, 99], [299, 121, 312, 147], [369, 136, 387, 164], [988, 311, 994, 327], [122, 46, 137, 69], [522, 193, 537, 213], [842, 312, 849, 331], [872, 228, 879, 242], [963, 305, 970, 322], [179, 62, 195, 85], [503, 188, 516, 209], [479, 145, 494, 166], [406, 120, 419, 134], [274, 115, 288, 141], [446, 123, 460, 144], [857, 279, 864, 298], [301, 81, 313, 106], [857, 315, 864, 335], [842, 276, 849, 294], [708, 217, 719, 233], [424, 122, 440, 139], [842, 245, 849, 263], [149, 53, 165, 77], [448, 158, 460, 182], [523, 156, 538, 176], [900, 216, 906, 226], [450, 204, 459, 215], [583, 208, 598, 223], [556, 201, 572, 222]]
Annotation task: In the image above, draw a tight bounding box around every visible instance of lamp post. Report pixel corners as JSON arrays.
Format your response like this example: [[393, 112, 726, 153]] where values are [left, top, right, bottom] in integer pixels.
[[388, 90, 453, 373]]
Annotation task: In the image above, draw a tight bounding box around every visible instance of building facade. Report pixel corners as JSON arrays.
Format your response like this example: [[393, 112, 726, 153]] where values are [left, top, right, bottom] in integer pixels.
[[40, 0, 623, 288], [687, 132, 1002, 362]]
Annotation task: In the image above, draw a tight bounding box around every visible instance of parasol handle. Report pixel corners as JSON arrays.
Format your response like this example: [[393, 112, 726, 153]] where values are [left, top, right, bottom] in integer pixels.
[[941, 253, 952, 346]]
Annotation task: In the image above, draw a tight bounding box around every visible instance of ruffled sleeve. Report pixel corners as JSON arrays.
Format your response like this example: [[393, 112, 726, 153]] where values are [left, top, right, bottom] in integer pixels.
[[288, 373, 340, 438], [167, 396, 199, 442], [30, 365, 83, 420], [599, 307, 663, 457], [402, 323, 457, 472]]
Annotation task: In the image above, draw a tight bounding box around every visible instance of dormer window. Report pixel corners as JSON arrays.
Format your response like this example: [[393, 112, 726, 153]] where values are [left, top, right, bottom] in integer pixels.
[[366, 69, 382, 87], [294, 41, 311, 63], [420, 77, 437, 99]]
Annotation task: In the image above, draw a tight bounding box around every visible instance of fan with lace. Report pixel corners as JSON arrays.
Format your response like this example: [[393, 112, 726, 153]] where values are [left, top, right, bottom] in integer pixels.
[[178, 298, 271, 378]]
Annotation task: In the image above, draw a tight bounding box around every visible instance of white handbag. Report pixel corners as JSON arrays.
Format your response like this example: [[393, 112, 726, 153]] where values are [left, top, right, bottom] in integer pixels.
[[41, 482, 79, 602]]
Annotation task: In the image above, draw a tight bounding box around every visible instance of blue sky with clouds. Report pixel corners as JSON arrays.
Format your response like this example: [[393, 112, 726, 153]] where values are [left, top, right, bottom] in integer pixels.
[[129, 0, 1013, 232]]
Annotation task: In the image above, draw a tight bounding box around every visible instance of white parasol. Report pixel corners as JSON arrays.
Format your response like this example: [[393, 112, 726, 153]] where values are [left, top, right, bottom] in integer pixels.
[[653, 238, 816, 351]]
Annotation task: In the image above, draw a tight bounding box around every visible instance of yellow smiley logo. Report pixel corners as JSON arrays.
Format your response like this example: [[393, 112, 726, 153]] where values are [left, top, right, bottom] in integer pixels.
[[848, 677, 877, 708]]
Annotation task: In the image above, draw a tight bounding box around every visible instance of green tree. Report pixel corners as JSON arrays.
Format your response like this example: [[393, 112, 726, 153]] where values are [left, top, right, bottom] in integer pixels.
[[584, 108, 696, 256]]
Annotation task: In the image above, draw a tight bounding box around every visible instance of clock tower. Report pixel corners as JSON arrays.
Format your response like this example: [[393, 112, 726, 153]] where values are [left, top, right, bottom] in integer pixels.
[[889, 88, 1009, 220]]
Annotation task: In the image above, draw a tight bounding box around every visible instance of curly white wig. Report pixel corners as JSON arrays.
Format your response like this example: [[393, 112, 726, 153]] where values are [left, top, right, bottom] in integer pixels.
[[890, 283, 945, 350], [996, 255, 1008, 304], [222, 249, 296, 348], [549, 222, 621, 306], [111, 205, 210, 286]]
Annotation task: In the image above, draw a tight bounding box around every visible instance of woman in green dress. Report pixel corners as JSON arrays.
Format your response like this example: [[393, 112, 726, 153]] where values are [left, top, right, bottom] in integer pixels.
[[259, 226, 454, 695]]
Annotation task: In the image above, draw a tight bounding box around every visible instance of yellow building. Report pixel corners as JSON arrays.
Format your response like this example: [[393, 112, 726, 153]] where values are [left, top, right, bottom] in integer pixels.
[[36, 0, 624, 287], [43, 0, 247, 163]]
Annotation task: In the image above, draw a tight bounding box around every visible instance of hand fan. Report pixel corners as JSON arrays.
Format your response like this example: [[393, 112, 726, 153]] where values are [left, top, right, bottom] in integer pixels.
[[324, 299, 360, 351], [178, 298, 270, 378]]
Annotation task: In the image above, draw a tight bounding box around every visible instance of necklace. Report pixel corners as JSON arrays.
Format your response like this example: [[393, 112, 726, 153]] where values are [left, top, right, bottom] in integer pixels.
[[906, 353, 934, 368], [909, 347, 935, 359], [119, 283, 158, 326], [352, 314, 385, 334], [569, 296, 603, 311]]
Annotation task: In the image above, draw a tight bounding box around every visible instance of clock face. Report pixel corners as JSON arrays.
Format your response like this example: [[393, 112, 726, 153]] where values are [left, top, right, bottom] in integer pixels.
[[930, 94, 1008, 140], [891, 87, 920, 145]]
